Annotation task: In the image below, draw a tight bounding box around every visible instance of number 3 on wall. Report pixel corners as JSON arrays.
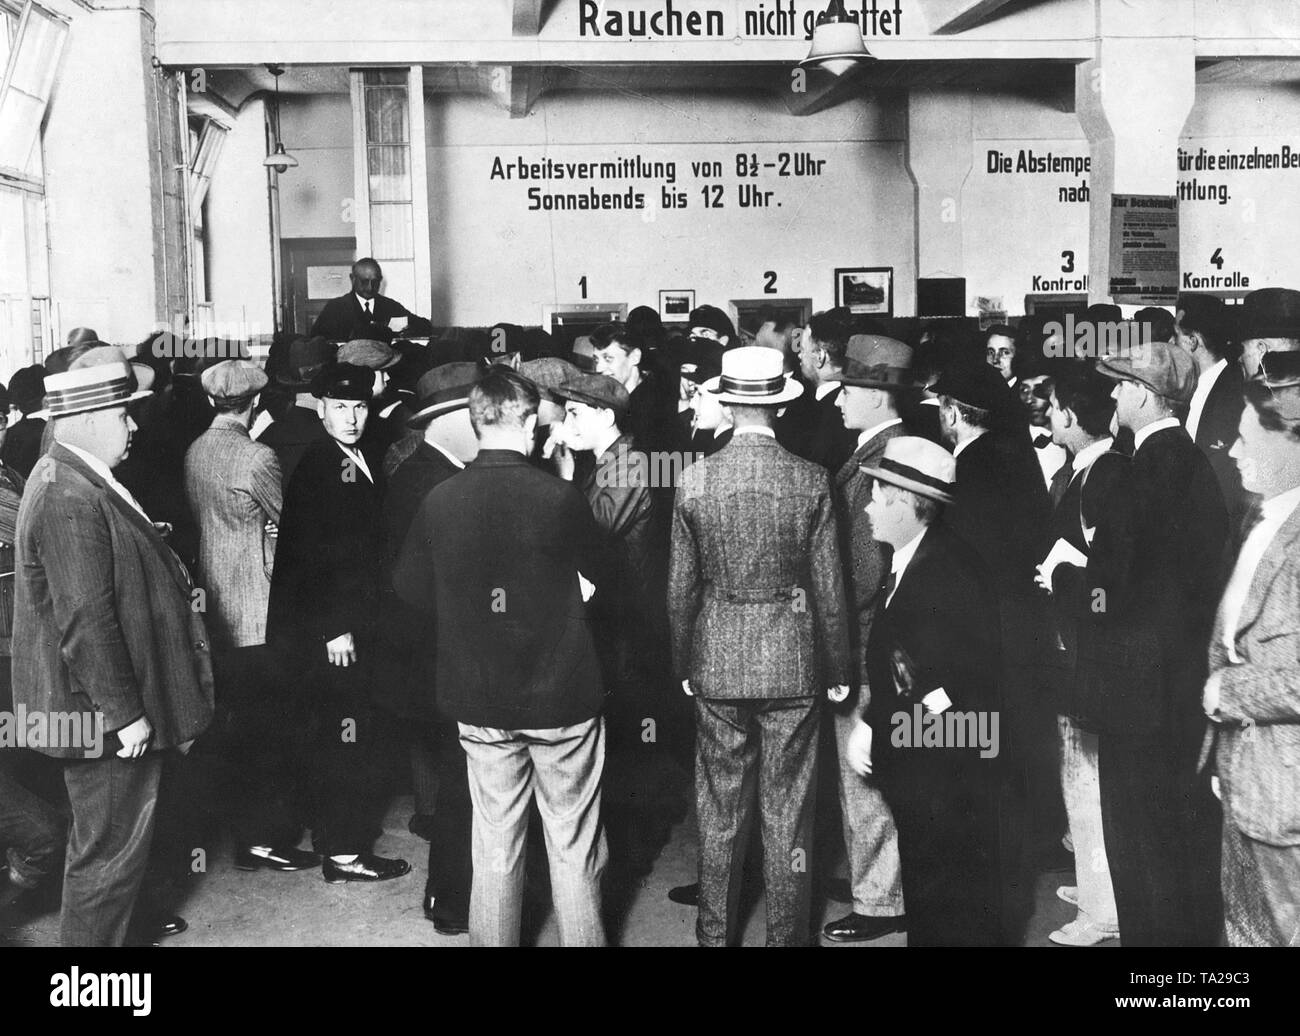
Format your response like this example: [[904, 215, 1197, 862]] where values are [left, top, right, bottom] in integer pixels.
[[1061, 251, 1075, 274]]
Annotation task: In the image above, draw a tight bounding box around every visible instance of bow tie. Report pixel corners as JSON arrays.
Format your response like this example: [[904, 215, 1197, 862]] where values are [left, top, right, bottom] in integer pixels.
[[1033, 433, 1052, 449]]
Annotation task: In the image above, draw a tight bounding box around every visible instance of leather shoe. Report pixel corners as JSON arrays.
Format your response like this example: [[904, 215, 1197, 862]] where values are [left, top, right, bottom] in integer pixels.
[[235, 846, 322, 872], [156, 915, 188, 938], [423, 895, 469, 935], [822, 912, 906, 942], [667, 882, 699, 906], [322, 853, 411, 884]]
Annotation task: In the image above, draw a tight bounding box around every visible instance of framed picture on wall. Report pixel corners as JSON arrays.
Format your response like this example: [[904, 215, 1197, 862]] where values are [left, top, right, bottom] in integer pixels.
[[658, 289, 696, 322], [835, 268, 893, 317]]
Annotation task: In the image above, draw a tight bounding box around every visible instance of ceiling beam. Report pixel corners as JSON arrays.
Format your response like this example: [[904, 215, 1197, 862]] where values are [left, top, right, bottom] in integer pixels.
[[919, 0, 1035, 35]]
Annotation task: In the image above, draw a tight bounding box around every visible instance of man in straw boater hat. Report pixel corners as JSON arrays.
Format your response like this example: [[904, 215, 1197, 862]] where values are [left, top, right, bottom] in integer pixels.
[[668, 345, 851, 947], [12, 359, 215, 945], [820, 334, 918, 943], [1084, 339, 1228, 946], [846, 436, 1006, 945]]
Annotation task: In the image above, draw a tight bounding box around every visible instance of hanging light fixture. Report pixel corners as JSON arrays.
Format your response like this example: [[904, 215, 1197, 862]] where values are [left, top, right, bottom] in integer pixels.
[[800, 0, 872, 76], [263, 65, 299, 172]]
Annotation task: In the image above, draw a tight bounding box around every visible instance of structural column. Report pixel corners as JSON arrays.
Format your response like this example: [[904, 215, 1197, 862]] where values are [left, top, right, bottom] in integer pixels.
[[906, 90, 974, 295], [1075, 0, 1195, 305]]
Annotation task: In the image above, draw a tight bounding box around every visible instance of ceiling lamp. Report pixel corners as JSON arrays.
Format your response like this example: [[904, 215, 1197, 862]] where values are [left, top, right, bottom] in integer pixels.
[[800, 0, 872, 76], [262, 65, 299, 171]]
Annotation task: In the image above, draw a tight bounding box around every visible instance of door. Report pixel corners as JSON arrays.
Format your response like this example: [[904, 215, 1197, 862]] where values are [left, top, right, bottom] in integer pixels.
[[282, 237, 357, 337]]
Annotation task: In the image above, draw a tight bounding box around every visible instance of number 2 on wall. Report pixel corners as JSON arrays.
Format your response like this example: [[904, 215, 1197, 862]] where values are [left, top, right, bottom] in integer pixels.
[[763, 271, 778, 294]]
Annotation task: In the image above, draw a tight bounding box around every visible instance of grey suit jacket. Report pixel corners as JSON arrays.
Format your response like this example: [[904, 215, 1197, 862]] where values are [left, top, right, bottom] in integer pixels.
[[668, 431, 850, 698], [1205, 503, 1300, 847], [833, 422, 908, 689], [184, 415, 283, 650], [13, 444, 215, 756]]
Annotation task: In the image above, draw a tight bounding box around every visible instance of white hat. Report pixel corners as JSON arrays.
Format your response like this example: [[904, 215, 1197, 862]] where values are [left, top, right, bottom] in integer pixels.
[[860, 436, 956, 505], [704, 345, 803, 406]]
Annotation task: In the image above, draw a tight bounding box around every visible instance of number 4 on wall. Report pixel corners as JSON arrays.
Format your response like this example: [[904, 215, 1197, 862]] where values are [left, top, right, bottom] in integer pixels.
[[1210, 248, 1224, 270]]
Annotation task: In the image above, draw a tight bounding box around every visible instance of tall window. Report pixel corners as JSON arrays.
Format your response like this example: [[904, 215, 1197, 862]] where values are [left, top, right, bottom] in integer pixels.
[[362, 69, 416, 309], [0, 0, 66, 373]]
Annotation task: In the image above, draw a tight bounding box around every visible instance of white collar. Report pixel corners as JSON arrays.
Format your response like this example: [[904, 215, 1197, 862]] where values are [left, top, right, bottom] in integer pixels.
[[1260, 483, 1300, 523], [61, 441, 118, 486], [952, 429, 987, 459], [1198, 357, 1228, 390], [734, 425, 775, 439], [424, 438, 466, 470], [857, 417, 903, 450], [887, 527, 928, 606], [1133, 416, 1182, 452], [356, 293, 376, 310], [335, 440, 375, 483], [1072, 436, 1114, 473], [815, 380, 841, 402]]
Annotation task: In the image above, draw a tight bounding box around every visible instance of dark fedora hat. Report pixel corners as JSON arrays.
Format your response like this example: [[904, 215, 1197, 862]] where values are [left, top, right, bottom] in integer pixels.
[[277, 336, 336, 390], [931, 358, 1016, 413], [1238, 287, 1300, 341], [408, 362, 481, 427], [310, 362, 374, 401]]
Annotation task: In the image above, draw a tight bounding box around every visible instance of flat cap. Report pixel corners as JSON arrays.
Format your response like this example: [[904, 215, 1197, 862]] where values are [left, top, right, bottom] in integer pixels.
[[202, 359, 269, 401], [311, 362, 374, 401], [1096, 340, 1196, 403], [555, 372, 630, 420], [338, 338, 399, 371], [519, 357, 582, 403]]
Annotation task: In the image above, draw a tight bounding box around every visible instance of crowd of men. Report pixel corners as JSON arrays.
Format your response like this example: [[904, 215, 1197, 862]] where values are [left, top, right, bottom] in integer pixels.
[[1, 257, 1298, 949]]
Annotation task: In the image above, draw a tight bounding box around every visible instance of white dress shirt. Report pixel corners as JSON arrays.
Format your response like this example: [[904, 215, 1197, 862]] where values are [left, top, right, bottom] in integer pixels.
[[1071, 436, 1114, 476], [952, 429, 987, 460], [857, 417, 903, 451], [733, 425, 776, 440], [1033, 434, 1069, 490], [1186, 359, 1227, 443], [425, 439, 466, 470], [61, 442, 151, 523], [355, 293, 375, 317], [1219, 485, 1300, 663], [815, 380, 841, 402], [1133, 416, 1182, 453], [336, 442, 375, 484], [886, 527, 926, 608]]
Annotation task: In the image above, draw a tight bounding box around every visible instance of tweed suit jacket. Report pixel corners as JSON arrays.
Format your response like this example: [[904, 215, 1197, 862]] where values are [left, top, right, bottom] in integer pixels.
[[1203, 503, 1300, 847], [12, 444, 215, 756], [184, 415, 283, 651], [668, 431, 851, 698], [833, 421, 908, 688]]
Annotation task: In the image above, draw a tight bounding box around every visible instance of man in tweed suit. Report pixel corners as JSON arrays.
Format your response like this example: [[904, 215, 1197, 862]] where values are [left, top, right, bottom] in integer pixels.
[[12, 359, 215, 945], [1203, 356, 1300, 946], [821, 335, 914, 942], [669, 346, 851, 947], [184, 360, 317, 874]]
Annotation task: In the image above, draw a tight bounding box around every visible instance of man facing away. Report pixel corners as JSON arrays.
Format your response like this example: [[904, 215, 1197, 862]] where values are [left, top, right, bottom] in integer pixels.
[[669, 345, 850, 947], [394, 369, 608, 946]]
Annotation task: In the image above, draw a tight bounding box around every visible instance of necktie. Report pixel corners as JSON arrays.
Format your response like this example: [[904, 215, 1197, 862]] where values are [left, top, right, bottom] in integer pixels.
[[364, 299, 372, 317], [883, 569, 898, 605], [1049, 458, 1074, 508]]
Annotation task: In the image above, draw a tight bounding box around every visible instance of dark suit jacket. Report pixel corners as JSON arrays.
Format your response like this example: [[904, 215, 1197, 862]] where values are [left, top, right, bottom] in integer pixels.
[[1, 417, 45, 479], [310, 292, 414, 342], [12, 444, 215, 755], [393, 449, 604, 730], [668, 431, 850, 698], [266, 437, 386, 657], [374, 440, 463, 721], [778, 382, 856, 472], [256, 404, 328, 488], [1076, 426, 1228, 752], [833, 421, 909, 687], [1193, 361, 1246, 529], [948, 428, 1053, 666], [864, 522, 1002, 785]]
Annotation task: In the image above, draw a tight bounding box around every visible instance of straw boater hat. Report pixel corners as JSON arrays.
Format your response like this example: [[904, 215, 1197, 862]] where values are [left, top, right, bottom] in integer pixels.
[[860, 435, 956, 506], [703, 345, 803, 406], [35, 357, 151, 420]]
